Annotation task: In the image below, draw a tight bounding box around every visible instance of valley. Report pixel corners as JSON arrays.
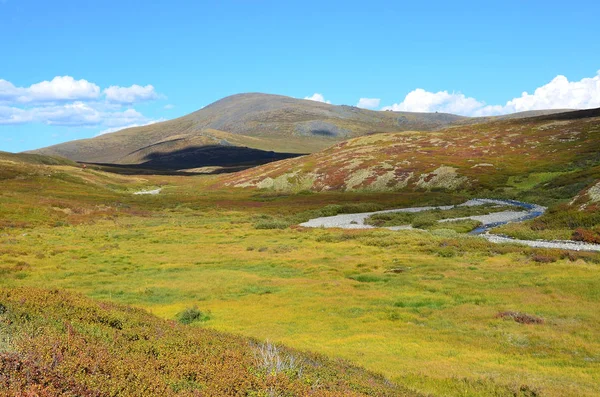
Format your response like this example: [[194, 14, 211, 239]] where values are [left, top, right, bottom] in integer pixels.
[[1, 117, 600, 395], [3, 2, 599, 395]]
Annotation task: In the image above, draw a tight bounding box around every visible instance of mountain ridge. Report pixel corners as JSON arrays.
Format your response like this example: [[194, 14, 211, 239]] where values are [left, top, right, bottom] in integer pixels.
[[29, 92, 575, 171], [219, 107, 600, 195]]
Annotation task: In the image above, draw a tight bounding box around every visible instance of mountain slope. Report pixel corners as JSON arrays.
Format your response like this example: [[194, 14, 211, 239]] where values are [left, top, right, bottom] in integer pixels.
[[30, 93, 468, 169], [0, 288, 409, 396], [219, 108, 600, 195]]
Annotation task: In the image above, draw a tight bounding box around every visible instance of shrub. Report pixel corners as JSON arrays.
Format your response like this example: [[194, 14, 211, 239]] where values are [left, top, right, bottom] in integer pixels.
[[0, 288, 406, 396], [315, 232, 358, 243], [348, 274, 388, 283], [252, 341, 304, 378], [497, 311, 544, 324], [530, 254, 557, 263], [411, 213, 438, 228], [176, 306, 208, 325], [572, 227, 600, 244], [254, 219, 290, 230]]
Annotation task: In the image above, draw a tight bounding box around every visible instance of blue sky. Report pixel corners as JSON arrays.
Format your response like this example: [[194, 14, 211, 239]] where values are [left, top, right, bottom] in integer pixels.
[[1, 0, 600, 153]]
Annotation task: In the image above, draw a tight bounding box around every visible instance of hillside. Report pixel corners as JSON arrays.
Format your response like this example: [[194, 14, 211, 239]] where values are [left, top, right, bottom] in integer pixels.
[[0, 151, 156, 229], [30, 93, 470, 170], [220, 108, 600, 195], [0, 288, 408, 396], [3, 139, 600, 396], [29, 94, 574, 172]]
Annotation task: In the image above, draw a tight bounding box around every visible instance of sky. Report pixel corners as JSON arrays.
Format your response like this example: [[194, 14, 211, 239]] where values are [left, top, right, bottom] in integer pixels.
[[1, 0, 600, 153]]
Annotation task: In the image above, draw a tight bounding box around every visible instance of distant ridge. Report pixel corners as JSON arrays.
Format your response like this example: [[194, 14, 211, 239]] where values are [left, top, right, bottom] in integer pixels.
[[219, 107, 600, 192], [30, 92, 576, 171]]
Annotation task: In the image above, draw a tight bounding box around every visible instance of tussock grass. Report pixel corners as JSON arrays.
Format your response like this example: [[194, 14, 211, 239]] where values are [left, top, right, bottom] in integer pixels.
[[1, 153, 599, 396], [366, 204, 518, 229], [0, 288, 405, 396]]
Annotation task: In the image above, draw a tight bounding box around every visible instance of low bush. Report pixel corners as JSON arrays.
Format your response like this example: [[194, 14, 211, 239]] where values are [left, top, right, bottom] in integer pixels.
[[572, 227, 600, 244], [530, 254, 558, 263], [497, 311, 544, 324], [428, 219, 482, 233], [254, 219, 290, 230], [176, 306, 209, 325], [348, 274, 389, 283], [0, 288, 405, 396]]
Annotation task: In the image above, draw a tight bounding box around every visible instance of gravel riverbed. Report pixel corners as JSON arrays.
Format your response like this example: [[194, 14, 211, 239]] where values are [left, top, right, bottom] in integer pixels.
[[299, 199, 600, 252]]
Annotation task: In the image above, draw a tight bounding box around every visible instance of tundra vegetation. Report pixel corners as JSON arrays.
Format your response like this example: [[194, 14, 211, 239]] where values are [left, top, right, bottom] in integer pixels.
[[1, 109, 600, 397]]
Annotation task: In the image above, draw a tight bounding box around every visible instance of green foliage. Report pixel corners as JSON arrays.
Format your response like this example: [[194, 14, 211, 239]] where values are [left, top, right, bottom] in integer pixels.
[[347, 274, 389, 283], [176, 306, 209, 325], [0, 288, 406, 396], [411, 213, 438, 228], [366, 204, 517, 229], [254, 219, 290, 230], [2, 145, 600, 396], [427, 219, 482, 233]]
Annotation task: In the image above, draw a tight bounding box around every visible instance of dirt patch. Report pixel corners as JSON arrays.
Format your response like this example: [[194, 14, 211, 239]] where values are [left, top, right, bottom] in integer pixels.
[[497, 311, 544, 324]]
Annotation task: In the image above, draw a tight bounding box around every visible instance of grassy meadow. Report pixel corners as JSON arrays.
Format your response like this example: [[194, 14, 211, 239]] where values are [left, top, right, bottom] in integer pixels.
[[1, 160, 599, 396]]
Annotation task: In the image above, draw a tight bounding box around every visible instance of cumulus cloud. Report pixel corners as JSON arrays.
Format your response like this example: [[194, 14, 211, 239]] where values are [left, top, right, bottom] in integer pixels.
[[104, 84, 159, 104], [382, 71, 600, 116], [356, 98, 381, 109], [304, 93, 331, 104], [0, 76, 166, 134], [0, 102, 150, 130], [27, 76, 101, 102], [96, 118, 166, 136], [504, 73, 600, 112], [35, 102, 103, 126], [0, 76, 101, 103], [382, 89, 485, 115], [0, 105, 32, 124], [0, 76, 161, 105], [0, 80, 22, 102]]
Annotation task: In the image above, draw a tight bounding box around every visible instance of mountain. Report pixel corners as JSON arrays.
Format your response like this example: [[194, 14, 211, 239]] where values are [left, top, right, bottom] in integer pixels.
[[30, 93, 471, 170], [30, 93, 575, 172], [219, 108, 600, 196]]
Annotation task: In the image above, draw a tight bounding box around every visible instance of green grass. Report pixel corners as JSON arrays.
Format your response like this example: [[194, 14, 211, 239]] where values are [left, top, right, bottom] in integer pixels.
[[1, 151, 600, 396], [0, 288, 406, 396], [427, 219, 483, 233], [2, 206, 599, 396], [506, 172, 567, 191], [365, 204, 516, 229]]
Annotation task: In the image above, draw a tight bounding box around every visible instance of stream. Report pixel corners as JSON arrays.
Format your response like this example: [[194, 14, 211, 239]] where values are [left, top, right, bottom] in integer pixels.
[[299, 199, 600, 252]]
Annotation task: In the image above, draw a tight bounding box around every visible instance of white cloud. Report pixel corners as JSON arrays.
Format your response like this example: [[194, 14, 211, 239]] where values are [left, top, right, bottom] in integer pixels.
[[382, 89, 485, 115], [504, 72, 600, 112], [96, 119, 165, 136], [382, 71, 600, 116], [304, 93, 331, 104], [0, 76, 101, 103], [0, 105, 32, 124], [164, 104, 175, 109], [0, 80, 22, 102], [356, 98, 381, 109], [0, 102, 150, 130], [27, 76, 101, 102], [0, 76, 166, 133], [35, 102, 103, 126], [104, 84, 159, 103], [0, 77, 161, 106]]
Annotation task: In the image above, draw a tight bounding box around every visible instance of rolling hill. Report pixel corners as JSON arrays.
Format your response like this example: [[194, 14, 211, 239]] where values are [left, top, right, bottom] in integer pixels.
[[0, 288, 409, 396], [220, 108, 600, 195], [29, 93, 573, 172], [28, 93, 472, 171]]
